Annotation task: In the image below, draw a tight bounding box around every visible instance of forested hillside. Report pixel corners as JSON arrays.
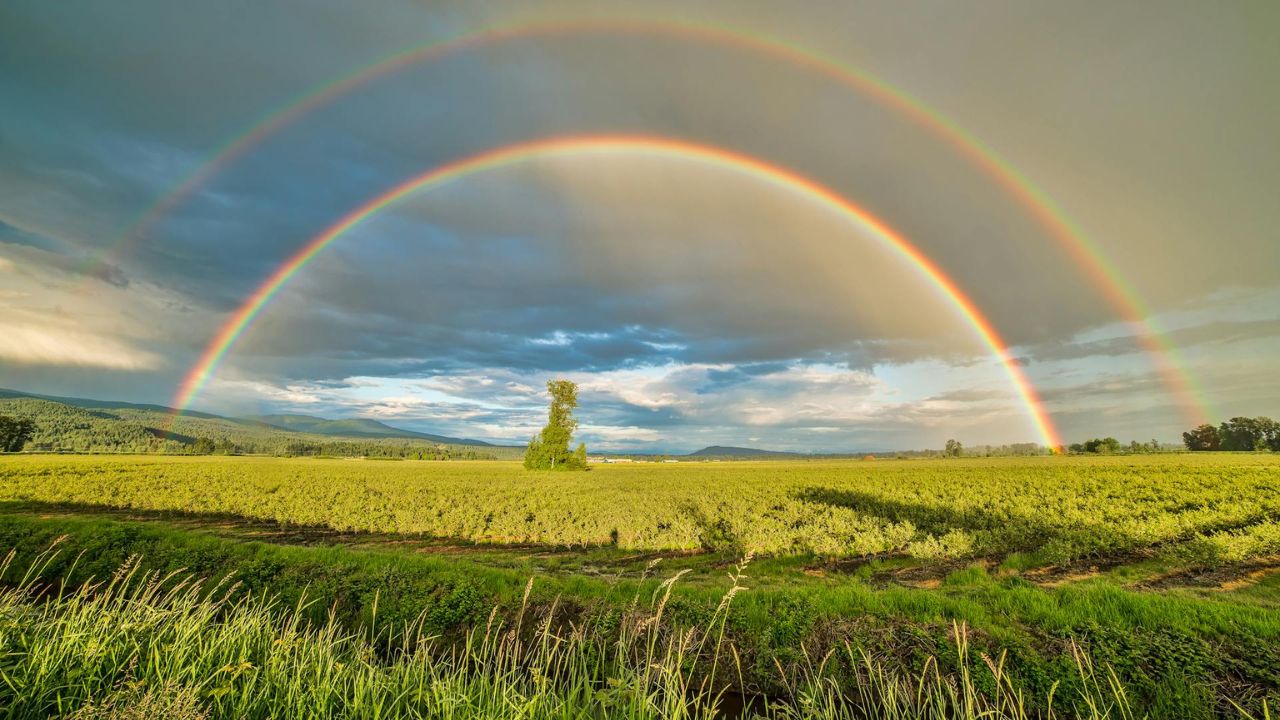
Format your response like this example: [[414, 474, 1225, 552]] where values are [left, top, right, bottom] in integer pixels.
[[0, 393, 518, 459]]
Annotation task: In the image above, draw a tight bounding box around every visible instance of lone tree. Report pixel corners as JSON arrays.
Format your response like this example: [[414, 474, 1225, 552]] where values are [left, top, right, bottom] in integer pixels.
[[0, 414, 35, 452], [944, 439, 963, 458], [524, 380, 588, 470]]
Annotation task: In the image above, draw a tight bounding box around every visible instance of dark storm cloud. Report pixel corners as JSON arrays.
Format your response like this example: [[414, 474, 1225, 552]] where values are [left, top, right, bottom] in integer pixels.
[[2, 0, 1277, 445], [0, 219, 63, 254], [3, 0, 1114, 342], [696, 363, 793, 394], [0, 221, 131, 288]]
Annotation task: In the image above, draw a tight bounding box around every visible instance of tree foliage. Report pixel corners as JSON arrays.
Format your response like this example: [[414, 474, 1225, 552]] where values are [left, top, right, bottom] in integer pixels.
[[1183, 417, 1278, 452], [0, 414, 36, 452], [1067, 437, 1122, 454], [943, 439, 963, 458], [524, 380, 588, 471]]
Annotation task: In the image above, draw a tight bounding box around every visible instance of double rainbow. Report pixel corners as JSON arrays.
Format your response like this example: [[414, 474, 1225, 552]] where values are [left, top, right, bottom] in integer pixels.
[[171, 135, 1063, 448], [110, 17, 1201, 441]]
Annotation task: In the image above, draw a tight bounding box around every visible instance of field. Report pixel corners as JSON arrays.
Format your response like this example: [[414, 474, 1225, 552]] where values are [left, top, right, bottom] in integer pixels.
[[3, 454, 1278, 563], [0, 454, 1277, 718]]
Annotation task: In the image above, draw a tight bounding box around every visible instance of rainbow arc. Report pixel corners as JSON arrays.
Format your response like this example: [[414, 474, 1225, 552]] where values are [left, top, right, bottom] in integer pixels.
[[85, 17, 1201, 434], [171, 135, 1063, 448]]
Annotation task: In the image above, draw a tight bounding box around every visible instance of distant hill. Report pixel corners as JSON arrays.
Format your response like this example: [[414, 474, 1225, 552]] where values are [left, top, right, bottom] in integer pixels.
[[0, 388, 517, 457], [0, 388, 225, 420], [685, 445, 799, 458], [247, 414, 496, 446]]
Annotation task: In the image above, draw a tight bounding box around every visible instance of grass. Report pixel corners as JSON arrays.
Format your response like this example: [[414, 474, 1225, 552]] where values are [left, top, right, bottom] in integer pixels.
[[0, 510, 1275, 717], [0, 454, 1276, 717], [0, 545, 1239, 720]]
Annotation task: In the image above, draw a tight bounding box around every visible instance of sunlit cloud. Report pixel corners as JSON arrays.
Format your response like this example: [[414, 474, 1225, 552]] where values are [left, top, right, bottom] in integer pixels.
[[0, 317, 161, 370]]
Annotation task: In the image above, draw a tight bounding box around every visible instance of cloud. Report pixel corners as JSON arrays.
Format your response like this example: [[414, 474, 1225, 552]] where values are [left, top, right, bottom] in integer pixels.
[[213, 154, 1003, 389], [1, 1, 1277, 447], [1030, 318, 1280, 363], [0, 315, 161, 370], [0, 241, 208, 382], [922, 387, 1009, 404], [196, 357, 1036, 451]]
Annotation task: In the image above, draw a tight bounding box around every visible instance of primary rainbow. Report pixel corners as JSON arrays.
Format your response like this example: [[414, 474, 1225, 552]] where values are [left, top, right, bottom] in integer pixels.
[[90, 17, 1209, 426], [172, 135, 1063, 448]]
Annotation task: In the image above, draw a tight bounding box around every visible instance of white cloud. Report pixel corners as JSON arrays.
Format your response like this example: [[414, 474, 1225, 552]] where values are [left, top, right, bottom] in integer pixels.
[[0, 319, 160, 370]]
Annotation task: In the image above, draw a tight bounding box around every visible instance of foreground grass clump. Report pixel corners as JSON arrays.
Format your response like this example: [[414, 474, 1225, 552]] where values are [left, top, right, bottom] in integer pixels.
[[1, 454, 1277, 564], [0, 549, 1227, 720]]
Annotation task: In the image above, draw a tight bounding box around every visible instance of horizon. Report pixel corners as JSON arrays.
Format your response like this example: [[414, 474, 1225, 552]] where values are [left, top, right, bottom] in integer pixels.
[[0, 386, 1181, 456]]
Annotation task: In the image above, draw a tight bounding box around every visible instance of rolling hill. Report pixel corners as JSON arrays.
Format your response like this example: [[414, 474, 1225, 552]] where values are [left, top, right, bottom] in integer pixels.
[[247, 414, 495, 446], [685, 445, 800, 458], [0, 389, 517, 457]]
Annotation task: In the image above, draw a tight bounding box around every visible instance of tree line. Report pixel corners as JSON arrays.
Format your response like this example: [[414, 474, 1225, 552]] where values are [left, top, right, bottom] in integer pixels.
[[941, 438, 1167, 457], [1182, 417, 1280, 451], [1065, 437, 1167, 455]]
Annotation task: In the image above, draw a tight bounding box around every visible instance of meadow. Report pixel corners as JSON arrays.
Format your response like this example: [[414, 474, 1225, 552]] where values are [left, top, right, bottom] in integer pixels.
[[0, 454, 1276, 718]]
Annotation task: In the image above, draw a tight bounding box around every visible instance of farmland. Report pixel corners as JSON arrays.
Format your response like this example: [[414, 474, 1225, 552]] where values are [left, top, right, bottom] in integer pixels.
[[2, 454, 1277, 564], [0, 453, 1277, 718]]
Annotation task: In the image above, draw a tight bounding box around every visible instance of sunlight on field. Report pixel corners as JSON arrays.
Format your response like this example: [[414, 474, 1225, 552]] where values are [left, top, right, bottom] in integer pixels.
[[3, 454, 1277, 566]]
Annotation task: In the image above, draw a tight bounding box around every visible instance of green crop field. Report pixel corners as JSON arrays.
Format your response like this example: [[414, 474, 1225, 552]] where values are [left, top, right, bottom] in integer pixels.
[[1, 454, 1277, 718], [2, 454, 1278, 563]]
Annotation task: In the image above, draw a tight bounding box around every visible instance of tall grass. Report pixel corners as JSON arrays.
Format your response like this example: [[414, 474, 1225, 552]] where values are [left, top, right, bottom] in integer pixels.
[[0, 547, 1264, 719]]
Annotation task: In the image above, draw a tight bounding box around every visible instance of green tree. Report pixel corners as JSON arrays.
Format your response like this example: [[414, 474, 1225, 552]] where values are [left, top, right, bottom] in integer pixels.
[[1075, 437, 1121, 454], [0, 414, 35, 452], [524, 380, 588, 471], [1219, 417, 1266, 451], [1260, 417, 1280, 451], [944, 439, 963, 458], [1182, 424, 1221, 451], [191, 437, 216, 455]]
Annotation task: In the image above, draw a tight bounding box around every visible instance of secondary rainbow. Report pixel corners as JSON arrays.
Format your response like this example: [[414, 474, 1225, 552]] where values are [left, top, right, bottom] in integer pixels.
[[172, 135, 1063, 448], [87, 17, 1209, 426]]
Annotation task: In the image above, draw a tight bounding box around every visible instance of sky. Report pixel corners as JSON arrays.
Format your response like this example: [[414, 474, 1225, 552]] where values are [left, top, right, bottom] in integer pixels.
[[1, 1, 1278, 452]]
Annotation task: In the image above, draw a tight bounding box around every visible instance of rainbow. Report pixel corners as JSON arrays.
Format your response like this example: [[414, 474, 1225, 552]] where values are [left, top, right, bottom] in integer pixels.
[[171, 135, 1063, 448], [90, 18, 1208, 426]]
